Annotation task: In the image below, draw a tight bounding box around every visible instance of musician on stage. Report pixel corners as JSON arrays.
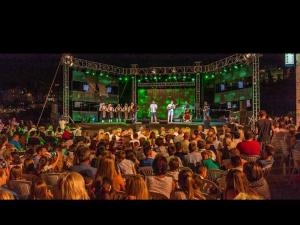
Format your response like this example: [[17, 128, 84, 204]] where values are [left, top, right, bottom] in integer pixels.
[[123, 103, 129, 120], [167, 100, 176, 123], [100, 103, 108, 123], [115, 104, 123, 123], [108, 104, 114, 123], [98, 103, 104, 122], [182, 101, 191, 122], [130, 102, 137, 123], [149, 100, 158, 123], [203, 101, 210, 120]]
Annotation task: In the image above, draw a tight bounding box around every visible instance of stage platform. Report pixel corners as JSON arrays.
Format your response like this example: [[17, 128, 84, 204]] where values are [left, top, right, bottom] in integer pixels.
[[79, 121, 226, 134]]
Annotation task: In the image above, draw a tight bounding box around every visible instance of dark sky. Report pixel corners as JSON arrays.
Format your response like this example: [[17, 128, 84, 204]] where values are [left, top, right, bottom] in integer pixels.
[[0, 53, 284, 90]]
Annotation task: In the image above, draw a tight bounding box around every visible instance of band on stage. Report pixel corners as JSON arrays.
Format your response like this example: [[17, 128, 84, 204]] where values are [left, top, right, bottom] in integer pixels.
[[98, 100, 210, 124]]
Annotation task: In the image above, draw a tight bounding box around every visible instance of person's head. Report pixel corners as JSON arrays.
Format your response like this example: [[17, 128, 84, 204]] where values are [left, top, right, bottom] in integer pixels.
[[126, 175, 149, 200], [143, 145, 152, 158], [9, 166, 22, 180], [244, 129, 254, 141], [11, 133, 19, 141], [243, 162, 264, 183], [133, 132, 139, 140], [38, 156, 49, 171], [259, 110, 267, 119], [167, 144, 176, 156], [152, 100, 155, 104], [197, 140, 206, 150], [178, 169, 194, 199], [169, 157, 180, 171], [197, 165, 208, 179], [152, 155, 168, 176], [198, 125, 204, 132], [23, 158, 36, 174], [76, 146, 91, 165], [116, 150, 126, 162], [156, 137, 164, 147], [189, 142, 198, 153], [201, 151, 210, 160], [58, 172, 89, 200], [0, 189, 15, 200], [31, 178, 53, 200], [36, 146, 48, 156], [225, 169, 250, 198], [96, 158, 118, 182], [231, 156, 242, 168], [175, 142, 182, 152], [171, 100, 174, 104]]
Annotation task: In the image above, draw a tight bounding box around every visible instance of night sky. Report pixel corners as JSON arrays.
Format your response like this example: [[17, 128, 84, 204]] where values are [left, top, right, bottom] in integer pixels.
[[0, 53, 284, 91]]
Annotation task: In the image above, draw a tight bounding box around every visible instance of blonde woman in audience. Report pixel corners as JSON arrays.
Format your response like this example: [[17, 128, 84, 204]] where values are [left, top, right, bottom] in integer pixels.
[[125, 175, 149, 200], [0, 189, 15, 200], [96, 157, 125, 192], [57, 172, 90, 200], [30, 178, 53, 200]]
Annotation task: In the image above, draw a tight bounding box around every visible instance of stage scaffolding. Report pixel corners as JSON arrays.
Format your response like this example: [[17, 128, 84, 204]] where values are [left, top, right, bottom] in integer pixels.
[[61, 54, 261, 128]]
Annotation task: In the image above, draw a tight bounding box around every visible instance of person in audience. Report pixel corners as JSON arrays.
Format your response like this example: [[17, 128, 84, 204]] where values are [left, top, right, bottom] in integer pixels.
[[237, 129, 261, 156], [96, 157, 125, 192], [243, 161, 271, 200], [230, 156, 244, 171], [125, 175, 149, 200], [224, 169, 261, 200], [259, 144, 275, 168], [185, 142, 202, 167], [197, 165, 208, 180], [0, 189, 15, 200], [192, 175, 206, 200], [140, 145, 155, 167], [201, 151, 220, 170], [172, 169, 198, 200], [0, 168, 18, 199], [145, 155, 175, 199], [116, 150, 136, 175], [30, 178, 53, 200], [71, 146, 97, 178], [57, 172, 89, 200], [166, 157, 180, 184], [167, 144, 183, 167]]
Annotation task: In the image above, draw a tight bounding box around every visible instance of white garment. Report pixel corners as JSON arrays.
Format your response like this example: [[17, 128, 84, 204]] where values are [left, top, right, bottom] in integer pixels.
[[118, 159, 135, 175], [185, 151, 202, 165], [146, 176, 173, 199], [167, 104, 175, 122], [150, 103, 158, 113]]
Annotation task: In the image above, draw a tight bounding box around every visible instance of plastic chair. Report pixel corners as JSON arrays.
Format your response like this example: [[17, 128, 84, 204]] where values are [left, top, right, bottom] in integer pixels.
[[241, 154, 260, 162], [207, 169, 227, 183], [149, 191, 169, 200], [198, 178, 223, 200]]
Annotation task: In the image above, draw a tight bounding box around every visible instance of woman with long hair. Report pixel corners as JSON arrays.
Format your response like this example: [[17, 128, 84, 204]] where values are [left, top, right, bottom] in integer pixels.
[[30, 178, 53, 200], [224, 169, 261, 200], [96, 157, 125, 192], [57, 172, 90, 200], [125, 175, 149, 200]]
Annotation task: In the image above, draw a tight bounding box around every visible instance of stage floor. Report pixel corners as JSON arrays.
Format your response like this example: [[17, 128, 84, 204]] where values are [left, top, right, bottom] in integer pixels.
[[80, 121, 225, 133]]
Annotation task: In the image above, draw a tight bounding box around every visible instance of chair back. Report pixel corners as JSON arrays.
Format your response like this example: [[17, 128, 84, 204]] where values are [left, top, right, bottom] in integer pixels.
[[8, 180, 32, 200], [139, 167, 153, 176], [207, 169, 227, 182], [149, 191, 169, 200], [198, 178, 222, 200], [41, 173, 64, 187], [241, 154, 260, 162]]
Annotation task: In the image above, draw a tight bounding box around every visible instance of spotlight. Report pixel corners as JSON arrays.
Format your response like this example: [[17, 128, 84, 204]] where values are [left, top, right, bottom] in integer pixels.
[[62, 54, 74, 67]]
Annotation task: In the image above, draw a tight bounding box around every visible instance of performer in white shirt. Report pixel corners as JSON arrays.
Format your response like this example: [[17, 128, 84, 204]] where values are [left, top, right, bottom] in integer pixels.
[[167, 100, 176, 123], [149, 101, 158, 123]]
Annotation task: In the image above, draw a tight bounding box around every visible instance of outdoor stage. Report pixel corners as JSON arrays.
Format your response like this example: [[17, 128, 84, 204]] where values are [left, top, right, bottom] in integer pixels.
[[79, 121, 226, 134]]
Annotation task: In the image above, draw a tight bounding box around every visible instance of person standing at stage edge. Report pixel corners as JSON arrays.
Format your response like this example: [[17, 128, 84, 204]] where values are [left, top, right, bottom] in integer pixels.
[[255, 110, 272, 153], [150, 101, 158, 123], [167, 100, 176, 123]]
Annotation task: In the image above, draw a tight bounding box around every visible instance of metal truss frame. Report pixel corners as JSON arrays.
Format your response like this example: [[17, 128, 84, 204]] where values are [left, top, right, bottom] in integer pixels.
[[62, 54, 260, 127], [137, 82, 195, 88]]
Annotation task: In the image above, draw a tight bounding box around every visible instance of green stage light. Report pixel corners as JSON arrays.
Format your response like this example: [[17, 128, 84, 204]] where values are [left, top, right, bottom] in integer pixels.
[[92, 71, 96, 76], [211, 74, 215, 78], [192, 78, 195, 82], [234, 65, 238, 69], [118, 77, 122, 81], [125, 77, 128, 81], [100, 72, 103, 76], [223, 69, 227, 73], [85, 70, 91, 74], [138, 79, 141, 82], [106, 74, 109, 78], [205, 75, 209, 79]]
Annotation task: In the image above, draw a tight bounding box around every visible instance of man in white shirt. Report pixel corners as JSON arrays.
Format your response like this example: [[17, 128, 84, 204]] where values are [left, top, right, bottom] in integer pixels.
[[167, 100, 176, 123], [150, 101, 158, 123], [59, 117, 68, 131]]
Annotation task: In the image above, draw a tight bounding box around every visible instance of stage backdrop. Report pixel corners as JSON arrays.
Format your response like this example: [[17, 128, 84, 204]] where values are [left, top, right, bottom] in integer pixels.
[[137, 88, 195, 120]]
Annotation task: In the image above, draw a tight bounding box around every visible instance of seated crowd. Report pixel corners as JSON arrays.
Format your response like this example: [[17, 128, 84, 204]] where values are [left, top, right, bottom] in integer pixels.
[[0, 114, 297, 200]]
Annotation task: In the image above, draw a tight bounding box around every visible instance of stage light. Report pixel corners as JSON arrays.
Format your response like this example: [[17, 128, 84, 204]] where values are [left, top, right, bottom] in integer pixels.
[[92, 71, 96, 76], [223, 68, 227, 73], [125, 77, 128, 81], [106, 74, 109, 78], [85, 70, 91, 75], [62, 54, 74, 67], [138, 79, 141, 82], [234, 65, 238, 69], [118, 77, 122, 81], [100, 72, 103, 76], [211, 74, 215, 78], [192, 78, 195, 82], [205, 75, 209, 79], [154, 76, 157, 80]]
